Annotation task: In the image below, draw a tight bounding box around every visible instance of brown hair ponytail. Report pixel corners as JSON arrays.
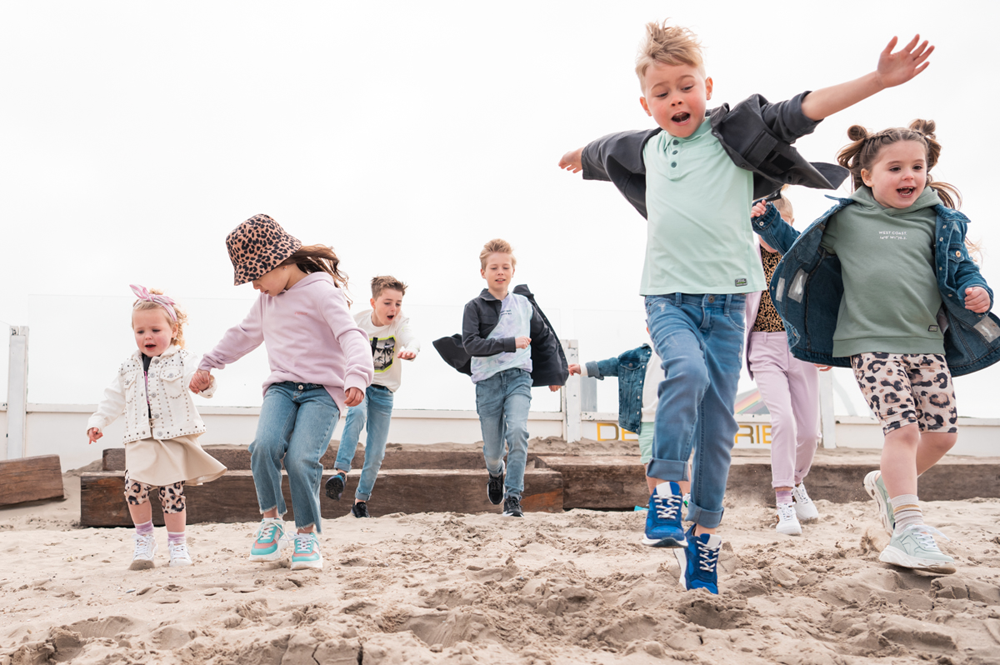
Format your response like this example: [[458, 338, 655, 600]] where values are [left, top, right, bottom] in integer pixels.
[[279, 245, 352, 306]]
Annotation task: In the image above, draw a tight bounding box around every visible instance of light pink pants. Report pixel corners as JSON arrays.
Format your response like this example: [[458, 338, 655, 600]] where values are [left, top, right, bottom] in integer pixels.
[[748, 332, 821, 488]]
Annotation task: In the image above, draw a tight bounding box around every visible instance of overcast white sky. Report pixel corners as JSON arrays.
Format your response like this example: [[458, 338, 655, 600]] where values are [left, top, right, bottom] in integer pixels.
[[2, 1, 998, 417]]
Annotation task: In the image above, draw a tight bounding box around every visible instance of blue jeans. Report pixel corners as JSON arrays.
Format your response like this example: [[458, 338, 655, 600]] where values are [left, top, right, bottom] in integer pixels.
[[645, 293, 746, 529], [475, 368, 532, 499], [249, 382, 339, 533], [334, 385, 394, 501]]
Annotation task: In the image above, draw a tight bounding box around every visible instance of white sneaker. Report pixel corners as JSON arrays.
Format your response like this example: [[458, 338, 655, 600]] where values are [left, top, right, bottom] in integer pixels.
[[168, 541, 193, 567], [130, 533, 157, 570], [775, 502, 802, 536], [791, 483, 820, 522]]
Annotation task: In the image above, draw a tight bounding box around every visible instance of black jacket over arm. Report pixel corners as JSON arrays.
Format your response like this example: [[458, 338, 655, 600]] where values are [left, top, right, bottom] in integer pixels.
[[580, 92, 849, 219], [433, 285, 569, 388]]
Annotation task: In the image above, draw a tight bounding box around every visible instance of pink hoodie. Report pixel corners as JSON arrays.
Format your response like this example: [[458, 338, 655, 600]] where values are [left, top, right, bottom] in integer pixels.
[[200, 272, 374, 409]]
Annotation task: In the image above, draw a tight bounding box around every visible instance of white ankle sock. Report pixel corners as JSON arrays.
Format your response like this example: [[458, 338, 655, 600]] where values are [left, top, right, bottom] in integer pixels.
[[890, 494, 922, 533]]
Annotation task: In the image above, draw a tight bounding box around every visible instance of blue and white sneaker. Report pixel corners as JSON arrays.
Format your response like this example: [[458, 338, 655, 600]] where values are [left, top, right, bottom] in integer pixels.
[[249, 519, 285, 562], [675, 525, 722, 594], [641, 482, 687, 548], [290, 533, 323, 571]]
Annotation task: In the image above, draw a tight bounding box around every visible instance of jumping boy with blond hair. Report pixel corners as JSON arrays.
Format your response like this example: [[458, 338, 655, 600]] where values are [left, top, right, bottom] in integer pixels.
[[559, 21, 933, 593]]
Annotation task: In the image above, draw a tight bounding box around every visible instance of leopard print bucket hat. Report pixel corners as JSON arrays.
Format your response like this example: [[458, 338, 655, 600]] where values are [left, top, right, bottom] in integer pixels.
[[226, 214, 303, 285]]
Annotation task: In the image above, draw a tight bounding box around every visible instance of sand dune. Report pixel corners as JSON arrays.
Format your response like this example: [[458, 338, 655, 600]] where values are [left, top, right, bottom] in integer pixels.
[[3, 471, 1000, 664]]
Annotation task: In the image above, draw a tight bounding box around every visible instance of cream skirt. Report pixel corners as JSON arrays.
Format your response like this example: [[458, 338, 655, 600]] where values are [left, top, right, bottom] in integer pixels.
[[125, 433, 227, 487]]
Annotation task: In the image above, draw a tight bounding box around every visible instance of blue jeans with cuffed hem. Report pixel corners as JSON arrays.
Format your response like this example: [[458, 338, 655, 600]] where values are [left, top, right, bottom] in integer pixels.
[[334, 385, 394, 501], [475, 368, 532, 499], [249, 382, 339, 533], [645, 293, 745, 529]]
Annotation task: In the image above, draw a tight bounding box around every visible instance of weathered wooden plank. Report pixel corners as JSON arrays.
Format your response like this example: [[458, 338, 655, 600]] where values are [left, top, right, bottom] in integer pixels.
[[102, 445, 549, 472], [536, 456, 648, 510], [80, 468, 564, 526], [0, 455, 64, 507]]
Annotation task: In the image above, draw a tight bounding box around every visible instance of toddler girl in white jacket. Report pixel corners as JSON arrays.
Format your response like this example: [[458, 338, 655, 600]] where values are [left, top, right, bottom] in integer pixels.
[[87, 285, 226, 570]]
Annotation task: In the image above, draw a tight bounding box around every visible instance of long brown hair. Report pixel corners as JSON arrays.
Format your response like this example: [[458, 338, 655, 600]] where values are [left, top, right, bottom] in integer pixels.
[[836, 119, 961, 209], [279, 244, 352, 305]]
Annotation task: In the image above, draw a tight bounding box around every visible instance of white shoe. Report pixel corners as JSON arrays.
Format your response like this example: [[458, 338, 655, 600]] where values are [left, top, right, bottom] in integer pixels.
[[791, 483, 820, 522], [168, 541, 193, 567], [879, 525, 955, 574], [130, 533, 157, 570], [775, 502, 802, 536]]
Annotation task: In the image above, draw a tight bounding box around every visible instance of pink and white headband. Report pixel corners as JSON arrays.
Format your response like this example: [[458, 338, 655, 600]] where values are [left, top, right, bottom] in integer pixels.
[[130, 284, 178, 322]]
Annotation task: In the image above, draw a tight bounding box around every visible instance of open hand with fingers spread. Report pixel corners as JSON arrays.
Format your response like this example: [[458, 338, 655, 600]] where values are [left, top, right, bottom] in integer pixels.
[[875, 35, 934, 90]]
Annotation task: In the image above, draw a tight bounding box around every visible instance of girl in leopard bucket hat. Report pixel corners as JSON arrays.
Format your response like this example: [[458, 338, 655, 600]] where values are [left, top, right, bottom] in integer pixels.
[[193, 214, 374, 571]]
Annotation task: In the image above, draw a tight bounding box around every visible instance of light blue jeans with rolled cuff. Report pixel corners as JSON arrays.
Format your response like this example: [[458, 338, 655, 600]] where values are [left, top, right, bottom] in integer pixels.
[[334, 384, 394, 501], [645, 293, 746, 529], [249, 382, 339, 533], [475, 367, 532, 499]]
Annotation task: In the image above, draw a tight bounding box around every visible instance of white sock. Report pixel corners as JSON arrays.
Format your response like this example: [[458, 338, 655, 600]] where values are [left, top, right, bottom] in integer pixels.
[[890, 494, 923, 534]]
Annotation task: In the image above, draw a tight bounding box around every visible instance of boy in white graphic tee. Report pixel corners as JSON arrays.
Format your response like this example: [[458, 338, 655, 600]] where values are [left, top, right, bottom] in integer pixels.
[[326, 276, 420, 518]]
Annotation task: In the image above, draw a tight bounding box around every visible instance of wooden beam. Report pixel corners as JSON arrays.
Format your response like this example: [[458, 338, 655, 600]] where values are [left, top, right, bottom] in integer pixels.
[[80, 468, 563, 526], [536, 456, 648, 510], [0, 455, 64, 507], [102, 445, 550, 472]]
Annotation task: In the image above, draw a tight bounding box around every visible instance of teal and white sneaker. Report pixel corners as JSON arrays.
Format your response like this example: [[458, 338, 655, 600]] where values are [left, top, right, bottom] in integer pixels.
[[863, 470, 894, 535], [879, 525, 956, 574], [290, 533, 323, 571], [249, 519, 286, 562]]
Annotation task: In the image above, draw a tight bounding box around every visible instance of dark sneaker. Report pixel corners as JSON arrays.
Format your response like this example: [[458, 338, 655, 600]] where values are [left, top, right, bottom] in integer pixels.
[[487, 461, 505, 505], [674, 525, 722, 594], [351, 501, 370, 519], [325, 472, 346, 501], [502, 495, 523, 517], [641, 482, 687, 548]]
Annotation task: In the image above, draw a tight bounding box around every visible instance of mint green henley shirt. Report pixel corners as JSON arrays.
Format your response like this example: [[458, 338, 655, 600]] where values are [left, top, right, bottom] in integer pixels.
[[640, 120, 764, 296]]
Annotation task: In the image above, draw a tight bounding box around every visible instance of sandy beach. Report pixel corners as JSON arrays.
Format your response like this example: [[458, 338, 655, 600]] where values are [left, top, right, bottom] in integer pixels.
[[3, 455, 1000, 665]]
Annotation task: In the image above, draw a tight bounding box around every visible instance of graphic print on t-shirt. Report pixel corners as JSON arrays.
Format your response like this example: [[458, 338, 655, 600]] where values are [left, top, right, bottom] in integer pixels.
[[371, 336, 396, 373]]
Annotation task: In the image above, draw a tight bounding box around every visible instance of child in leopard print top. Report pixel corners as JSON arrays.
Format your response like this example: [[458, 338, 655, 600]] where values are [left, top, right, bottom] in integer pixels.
[[745, 193, 824, 538], [753, 121, 997, 575], [87, 285, 226, 570]]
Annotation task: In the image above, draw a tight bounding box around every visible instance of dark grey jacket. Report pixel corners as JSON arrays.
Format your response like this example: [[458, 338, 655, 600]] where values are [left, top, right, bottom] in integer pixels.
[[433, 285, 569, 388], [581, 92, 849, 219]]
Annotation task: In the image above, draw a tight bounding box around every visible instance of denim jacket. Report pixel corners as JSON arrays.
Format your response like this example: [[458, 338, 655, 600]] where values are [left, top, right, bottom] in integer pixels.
[[581, 92, 849, 219], [585, 344, 652, 434], [753, 199, 1000, 376]]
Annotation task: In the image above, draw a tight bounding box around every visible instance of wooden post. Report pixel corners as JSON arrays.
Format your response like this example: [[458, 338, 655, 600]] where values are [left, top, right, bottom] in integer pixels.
[[819, 370, 837, 449], [561, 339, 581, 443], [6, 326, 28, 459]]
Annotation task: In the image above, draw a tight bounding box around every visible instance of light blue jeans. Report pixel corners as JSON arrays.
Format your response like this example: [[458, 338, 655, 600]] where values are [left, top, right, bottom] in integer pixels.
[[249, 382, 339, 533], [334, 385, 394, 501], [645, 293, 745, 529], [475, 368, 532, 499]]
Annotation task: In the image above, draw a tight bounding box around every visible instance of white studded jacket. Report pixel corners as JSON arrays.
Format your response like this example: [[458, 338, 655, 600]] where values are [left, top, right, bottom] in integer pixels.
[[88, 346, 216, 443]]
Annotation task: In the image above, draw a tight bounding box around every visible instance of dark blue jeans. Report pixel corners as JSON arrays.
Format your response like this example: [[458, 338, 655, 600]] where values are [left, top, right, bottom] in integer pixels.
[[645, 293, 746, 528]]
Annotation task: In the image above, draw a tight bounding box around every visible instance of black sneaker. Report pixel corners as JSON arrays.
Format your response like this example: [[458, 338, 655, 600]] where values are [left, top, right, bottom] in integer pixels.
[[487, 462, 505, 505], [351, 501, 370, 518], [325, 472, 346, 500], [502, 495, 523, 517]]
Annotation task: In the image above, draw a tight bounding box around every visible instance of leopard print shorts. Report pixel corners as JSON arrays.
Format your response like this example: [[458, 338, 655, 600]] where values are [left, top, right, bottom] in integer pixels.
[[124, 471, 186, 514], [850, 352, 958, 435]]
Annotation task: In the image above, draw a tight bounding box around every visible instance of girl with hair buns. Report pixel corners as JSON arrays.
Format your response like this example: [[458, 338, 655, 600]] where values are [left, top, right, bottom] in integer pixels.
[[191, 215, 373, 571], [87, 285, 226, 570], [751, 120, 999, 574]]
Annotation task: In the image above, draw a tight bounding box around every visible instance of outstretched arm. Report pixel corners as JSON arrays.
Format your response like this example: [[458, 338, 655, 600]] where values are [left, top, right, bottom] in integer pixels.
[[800, 35, 933, 121]]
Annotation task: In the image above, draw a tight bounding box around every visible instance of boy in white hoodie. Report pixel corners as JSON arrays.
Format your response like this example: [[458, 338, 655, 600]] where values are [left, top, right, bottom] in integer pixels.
[[326, 276, 420, 517]]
